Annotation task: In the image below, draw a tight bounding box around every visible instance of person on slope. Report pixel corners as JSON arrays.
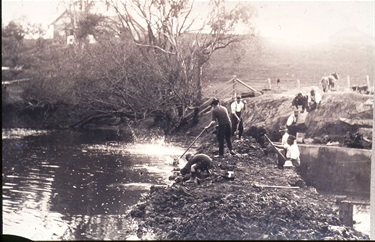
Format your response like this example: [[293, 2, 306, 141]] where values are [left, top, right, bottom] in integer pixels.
[[292, 93, 308, 113], [307, 89, 322, 112], [286, 110, 299, 137]]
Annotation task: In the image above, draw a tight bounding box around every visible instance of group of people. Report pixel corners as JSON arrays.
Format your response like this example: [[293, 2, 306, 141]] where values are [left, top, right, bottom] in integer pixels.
[[281, 87, 323, 169], [291, 88, 322, 113], [204, 96, 247, 158], [181, 93, 301, 181]]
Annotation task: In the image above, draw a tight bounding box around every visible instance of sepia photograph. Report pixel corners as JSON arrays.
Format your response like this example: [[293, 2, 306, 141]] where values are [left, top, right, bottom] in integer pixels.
[[2, 0, 374, 240]]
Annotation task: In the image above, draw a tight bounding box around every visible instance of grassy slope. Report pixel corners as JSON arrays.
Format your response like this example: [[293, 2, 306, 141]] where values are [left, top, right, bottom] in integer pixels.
[[202, 37, 374, 98], [186, 38, 374, 142]]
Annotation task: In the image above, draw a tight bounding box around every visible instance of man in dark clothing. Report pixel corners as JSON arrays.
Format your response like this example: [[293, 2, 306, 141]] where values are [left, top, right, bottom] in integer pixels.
[[180, 153, 212, 181], [205, 98, 236, 157], [292, 93, 308, 113]]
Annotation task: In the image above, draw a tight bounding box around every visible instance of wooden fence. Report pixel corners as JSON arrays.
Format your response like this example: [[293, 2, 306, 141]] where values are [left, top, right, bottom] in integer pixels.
[[217, 74, 373, 98]]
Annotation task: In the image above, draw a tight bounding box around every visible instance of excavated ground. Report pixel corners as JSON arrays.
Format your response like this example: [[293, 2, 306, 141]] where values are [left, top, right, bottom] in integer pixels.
[[126, 138, 369, 240], [122, 90, 372, 240]]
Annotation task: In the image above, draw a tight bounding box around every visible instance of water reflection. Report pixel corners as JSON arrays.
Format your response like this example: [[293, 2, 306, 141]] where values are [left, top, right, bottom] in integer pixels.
[[2, 128, 188, 240]]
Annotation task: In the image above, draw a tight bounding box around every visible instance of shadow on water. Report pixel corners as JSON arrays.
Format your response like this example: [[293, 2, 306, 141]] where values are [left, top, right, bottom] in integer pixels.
[[2, 128, 187, 240]]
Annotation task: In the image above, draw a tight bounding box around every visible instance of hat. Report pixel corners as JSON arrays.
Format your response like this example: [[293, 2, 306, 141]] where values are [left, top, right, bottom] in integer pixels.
[[236, 96, 241, 99], [210, 98, 219, 106], [279, 126, 288, 132]]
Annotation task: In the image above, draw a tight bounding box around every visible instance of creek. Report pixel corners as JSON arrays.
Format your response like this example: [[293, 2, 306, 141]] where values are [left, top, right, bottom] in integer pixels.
[[2, 128, 370, 239], [2, 128, 190, 240]]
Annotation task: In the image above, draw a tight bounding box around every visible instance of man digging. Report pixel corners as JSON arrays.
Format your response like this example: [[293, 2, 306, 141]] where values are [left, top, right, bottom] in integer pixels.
[[180, 153, 212, 184]]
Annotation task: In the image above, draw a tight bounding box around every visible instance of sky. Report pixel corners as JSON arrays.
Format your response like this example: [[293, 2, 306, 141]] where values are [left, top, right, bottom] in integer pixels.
[[1, 0, 374, 43]]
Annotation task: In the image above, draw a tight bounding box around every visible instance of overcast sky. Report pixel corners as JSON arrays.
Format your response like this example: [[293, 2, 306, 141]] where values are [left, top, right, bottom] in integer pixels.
[[2, 0, 374, 43]]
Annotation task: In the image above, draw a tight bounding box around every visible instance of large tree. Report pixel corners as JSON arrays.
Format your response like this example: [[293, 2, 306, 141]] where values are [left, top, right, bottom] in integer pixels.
[[17, 0, 257, 130], [98, 0, 256, 124], [107, 0, 255, 99], [2, 21, 25, 68]]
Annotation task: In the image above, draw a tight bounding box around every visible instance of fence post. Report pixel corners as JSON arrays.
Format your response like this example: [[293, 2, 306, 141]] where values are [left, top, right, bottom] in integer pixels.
[[233, 75, 237, 97], [347, 75, 351, 89], [366, 75, 370, 88], [297, 79, 300, 89], [268, 78, 272, 90]]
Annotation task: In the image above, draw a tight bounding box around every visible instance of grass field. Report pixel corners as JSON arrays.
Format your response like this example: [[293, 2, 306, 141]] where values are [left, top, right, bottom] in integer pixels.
[[202, 37, 374, 98]]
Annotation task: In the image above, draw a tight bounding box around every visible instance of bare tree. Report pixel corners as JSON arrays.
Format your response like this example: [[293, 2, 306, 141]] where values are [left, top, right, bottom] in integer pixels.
[[104, 0, 256, 111], [21, 0, 257, 130]]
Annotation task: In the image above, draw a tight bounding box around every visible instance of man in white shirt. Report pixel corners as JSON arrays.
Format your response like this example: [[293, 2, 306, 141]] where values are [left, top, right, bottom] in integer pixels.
[[307, 89, 322, 111], [286, 110, 299, 136], [284, 135, 300, 167], [274, 126, 290, 169], [230, 96, 246, 139]]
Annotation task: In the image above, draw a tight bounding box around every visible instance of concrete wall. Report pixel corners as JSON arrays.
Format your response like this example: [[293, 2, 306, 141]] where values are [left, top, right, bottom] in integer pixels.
[[298, 144, 371, 198]]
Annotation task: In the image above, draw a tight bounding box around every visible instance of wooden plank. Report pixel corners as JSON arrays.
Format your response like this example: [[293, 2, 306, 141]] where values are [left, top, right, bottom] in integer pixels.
[[236, 78, 263, 94], [252, 183, 299, 189], [2, 78, 30, 85]]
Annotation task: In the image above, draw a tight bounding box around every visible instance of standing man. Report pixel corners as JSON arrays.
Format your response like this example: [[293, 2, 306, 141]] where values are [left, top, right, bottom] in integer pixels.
[[230, 96, 246, 140], [205, 98, 236, 157], [286, 110, 299, 137]]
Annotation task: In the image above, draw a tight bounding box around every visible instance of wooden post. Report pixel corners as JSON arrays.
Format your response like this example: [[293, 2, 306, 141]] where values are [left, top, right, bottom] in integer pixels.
[[347, 75, 351, 89], [268, 78, 272, 90], [366, 75, 370, 88], [297, 79, 300, 89], [339, 201, 354, 227], [233, 75, 237, 98]]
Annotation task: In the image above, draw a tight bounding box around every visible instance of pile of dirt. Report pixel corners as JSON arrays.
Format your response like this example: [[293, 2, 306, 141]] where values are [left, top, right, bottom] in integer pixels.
[[125, 138, 369, 240], [188, 90, 373, 148]]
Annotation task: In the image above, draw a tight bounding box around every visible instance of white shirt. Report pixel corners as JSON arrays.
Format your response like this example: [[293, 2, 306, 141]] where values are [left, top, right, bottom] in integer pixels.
[[285, 141, 300, 160], [286, 114, 297, 126], [231, 101, 245, 114], [281, 133, 289, 145], [308, 92, 322, 104]]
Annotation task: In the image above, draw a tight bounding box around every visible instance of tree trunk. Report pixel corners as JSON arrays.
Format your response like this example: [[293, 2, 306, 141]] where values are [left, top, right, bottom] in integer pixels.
[[197, 65, 203, 103]]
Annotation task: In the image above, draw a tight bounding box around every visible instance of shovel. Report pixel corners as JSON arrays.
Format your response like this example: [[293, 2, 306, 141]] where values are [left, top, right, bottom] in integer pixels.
[[235, 118, 241, 138], [173, 127, 207, 166]]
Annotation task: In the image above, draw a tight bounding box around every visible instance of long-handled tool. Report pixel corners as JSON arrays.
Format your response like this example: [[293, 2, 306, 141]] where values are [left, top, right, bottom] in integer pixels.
[[173, 127, 207, 166], [235, 120, 240, 138], [264, 134, 287, 162]]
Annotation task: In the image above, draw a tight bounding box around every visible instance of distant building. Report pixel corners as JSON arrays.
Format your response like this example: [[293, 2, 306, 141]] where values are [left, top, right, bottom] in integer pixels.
[[49, 0, 112, 45]]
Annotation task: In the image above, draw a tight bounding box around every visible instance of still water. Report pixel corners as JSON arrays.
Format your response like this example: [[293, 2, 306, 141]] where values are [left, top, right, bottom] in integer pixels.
[[2, 128, 188, 240]]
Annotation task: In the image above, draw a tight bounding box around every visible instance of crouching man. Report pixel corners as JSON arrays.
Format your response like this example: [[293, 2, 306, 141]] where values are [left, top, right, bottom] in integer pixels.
[[180, 153, 212, 182], [274, 134, 300, 169], [284, 135, 301, 168]]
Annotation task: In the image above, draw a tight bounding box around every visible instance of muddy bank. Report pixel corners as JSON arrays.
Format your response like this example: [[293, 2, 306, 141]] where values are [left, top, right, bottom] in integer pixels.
[[181, 89, 373, 150], [124, 138, 369, 240]]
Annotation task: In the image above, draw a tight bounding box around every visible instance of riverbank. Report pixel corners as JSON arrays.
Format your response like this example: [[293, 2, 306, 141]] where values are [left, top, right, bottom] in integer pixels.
[[123, 137, 369, 240], [118, 89, 373, 240]]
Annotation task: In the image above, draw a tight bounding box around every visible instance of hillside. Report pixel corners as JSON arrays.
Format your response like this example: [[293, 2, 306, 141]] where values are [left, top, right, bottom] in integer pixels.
[[203, 37, 374, 89]]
